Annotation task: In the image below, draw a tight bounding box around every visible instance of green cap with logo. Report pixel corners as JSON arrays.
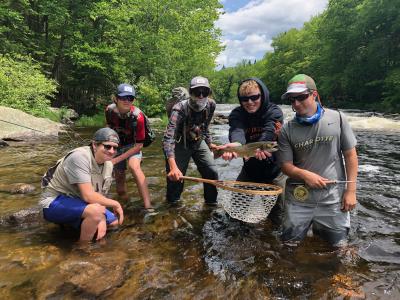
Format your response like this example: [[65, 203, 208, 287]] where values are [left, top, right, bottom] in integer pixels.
[[281, 74, 317, 99]]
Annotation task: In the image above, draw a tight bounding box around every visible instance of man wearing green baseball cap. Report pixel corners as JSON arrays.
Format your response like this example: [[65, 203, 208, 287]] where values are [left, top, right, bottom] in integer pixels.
[[278, 74, 358, 247]]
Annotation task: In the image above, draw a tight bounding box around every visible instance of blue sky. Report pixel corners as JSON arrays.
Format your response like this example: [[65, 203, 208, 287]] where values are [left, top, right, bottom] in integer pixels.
[[216, 0, 328, 67]]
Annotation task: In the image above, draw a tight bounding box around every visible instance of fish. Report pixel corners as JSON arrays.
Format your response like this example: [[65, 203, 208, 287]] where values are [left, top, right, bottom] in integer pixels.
[[213, 141, 278, 159]]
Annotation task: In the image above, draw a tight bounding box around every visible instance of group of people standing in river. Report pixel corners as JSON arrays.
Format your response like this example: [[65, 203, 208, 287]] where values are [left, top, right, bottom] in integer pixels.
[[39, 74, 358, 247]]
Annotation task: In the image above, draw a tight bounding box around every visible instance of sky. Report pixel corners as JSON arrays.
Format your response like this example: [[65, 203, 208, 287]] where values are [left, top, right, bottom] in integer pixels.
[[216, 0, 328, 67]]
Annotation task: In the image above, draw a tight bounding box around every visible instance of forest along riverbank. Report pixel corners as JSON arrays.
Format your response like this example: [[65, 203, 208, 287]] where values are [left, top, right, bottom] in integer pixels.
[[0, 104, 399, 298]]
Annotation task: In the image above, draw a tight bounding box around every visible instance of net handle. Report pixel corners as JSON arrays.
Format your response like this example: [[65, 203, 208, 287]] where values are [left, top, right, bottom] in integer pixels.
[[181, 176, 282, 196]]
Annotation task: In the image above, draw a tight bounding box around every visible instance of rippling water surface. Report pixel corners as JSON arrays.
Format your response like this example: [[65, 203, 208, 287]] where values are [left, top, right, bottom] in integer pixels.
[[0, 105, 399, 299]]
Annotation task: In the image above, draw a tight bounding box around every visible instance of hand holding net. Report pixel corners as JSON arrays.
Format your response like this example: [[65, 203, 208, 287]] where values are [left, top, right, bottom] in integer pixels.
[[182, 176, 283, 223]]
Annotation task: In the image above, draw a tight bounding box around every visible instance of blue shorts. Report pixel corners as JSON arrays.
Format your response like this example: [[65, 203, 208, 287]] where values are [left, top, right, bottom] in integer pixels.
[[114, 144, 142, 171], [43, 195, 117, 229]]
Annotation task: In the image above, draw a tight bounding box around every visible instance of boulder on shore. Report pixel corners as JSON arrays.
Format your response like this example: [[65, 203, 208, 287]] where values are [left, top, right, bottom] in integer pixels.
[[212, 113, 229, 125], [0, 183, 36, 194], [0, 106, 64, 140]]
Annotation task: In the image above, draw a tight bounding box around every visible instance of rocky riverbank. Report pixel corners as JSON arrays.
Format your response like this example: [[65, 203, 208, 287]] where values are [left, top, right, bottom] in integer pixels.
[[0, 106, 64, 144]]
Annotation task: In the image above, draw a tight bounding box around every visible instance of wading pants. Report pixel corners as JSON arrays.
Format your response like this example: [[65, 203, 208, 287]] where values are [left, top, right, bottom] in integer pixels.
[[166, 140, 218, 204]]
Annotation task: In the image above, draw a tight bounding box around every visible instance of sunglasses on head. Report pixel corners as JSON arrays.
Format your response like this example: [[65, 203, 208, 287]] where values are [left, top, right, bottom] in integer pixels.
[[191, 88, 210, 98], [288, 93, 310, 103], [102, 144, 118, 151], [238, 94, 261, 103], [118, 96, 135, 102]]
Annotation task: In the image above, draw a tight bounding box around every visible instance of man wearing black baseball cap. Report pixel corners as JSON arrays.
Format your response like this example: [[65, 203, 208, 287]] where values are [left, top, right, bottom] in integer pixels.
[[40, 128, 124, 241]]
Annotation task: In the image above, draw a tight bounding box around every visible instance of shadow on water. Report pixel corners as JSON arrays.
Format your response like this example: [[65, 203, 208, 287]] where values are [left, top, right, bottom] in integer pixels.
[[0, 105, 399, 298]]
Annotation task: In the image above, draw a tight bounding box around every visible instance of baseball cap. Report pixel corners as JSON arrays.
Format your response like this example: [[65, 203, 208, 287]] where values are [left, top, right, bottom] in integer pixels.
[[190, 76, 210, 89], [117, 83, 135, 97], [93, 128, 120, 144], [281, 74, 317, 99]]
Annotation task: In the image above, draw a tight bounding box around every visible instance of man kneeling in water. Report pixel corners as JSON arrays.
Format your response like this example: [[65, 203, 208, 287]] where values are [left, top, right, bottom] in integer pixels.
[[40, 128, 124, 241]]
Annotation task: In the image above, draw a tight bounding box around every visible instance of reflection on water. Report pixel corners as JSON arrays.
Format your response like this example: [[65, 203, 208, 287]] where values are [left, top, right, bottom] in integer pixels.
[[0, 105, 399, 298]]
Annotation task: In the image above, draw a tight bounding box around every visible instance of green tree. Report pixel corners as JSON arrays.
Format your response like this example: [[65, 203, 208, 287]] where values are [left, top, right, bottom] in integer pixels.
[[0, 54, 57, 114], [0, 0, 223, 116]]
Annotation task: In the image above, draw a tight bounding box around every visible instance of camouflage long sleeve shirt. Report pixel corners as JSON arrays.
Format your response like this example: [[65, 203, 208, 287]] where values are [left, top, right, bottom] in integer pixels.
[[163, 99, 216, 158]]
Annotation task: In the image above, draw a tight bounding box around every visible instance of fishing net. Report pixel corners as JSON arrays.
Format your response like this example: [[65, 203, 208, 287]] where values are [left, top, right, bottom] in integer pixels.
[[216, 181, 282, 223]]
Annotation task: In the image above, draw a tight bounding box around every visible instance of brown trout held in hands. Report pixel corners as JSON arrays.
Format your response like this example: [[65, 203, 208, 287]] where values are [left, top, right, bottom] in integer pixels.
[[213, 141, 278, 159]]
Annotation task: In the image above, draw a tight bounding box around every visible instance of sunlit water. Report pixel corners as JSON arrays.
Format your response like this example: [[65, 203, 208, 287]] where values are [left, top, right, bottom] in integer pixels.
[[0, 104, 399, 299]]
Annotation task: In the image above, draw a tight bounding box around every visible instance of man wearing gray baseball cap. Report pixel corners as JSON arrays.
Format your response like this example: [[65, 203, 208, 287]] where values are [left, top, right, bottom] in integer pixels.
[[39, 127, 124, 242], [163, 76, 219, 205]]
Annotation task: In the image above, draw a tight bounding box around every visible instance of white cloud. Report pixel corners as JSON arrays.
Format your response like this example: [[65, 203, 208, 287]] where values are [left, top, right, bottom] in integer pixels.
[[217, 34, 273, 67], [216, 0, 328, 67]]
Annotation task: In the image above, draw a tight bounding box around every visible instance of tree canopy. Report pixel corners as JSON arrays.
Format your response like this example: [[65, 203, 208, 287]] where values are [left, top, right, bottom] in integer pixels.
[[1, 0, 398, 115], [0, 0, 223, 116], [209, 0, 399, 112]]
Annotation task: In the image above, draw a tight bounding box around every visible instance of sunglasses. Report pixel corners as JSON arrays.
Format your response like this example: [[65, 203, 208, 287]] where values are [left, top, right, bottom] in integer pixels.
[[288, 93, 310, 103], [239, 94, 261, 103], [118, 96, 135, 102], [102, 144, 118, 151], [191, 88, 210, 98]]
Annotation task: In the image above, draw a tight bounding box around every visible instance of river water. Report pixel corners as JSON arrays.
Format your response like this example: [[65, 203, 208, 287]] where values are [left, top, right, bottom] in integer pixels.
[[0, 104, 399, 299]]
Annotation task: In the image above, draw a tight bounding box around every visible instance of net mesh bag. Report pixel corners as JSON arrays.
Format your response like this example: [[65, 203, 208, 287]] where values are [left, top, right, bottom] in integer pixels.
[[217, 181, 282, 223]]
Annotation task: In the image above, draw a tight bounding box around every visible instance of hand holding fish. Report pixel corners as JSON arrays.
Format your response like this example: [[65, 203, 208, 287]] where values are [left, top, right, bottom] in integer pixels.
[[216, 142, 241, 161], [254, 148, 272, 160], [213, 141, 278, 160], [209, 143, 218, 151]]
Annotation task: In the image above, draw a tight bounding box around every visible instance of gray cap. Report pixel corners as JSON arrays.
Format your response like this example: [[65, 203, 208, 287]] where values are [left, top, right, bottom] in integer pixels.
[[93, 128, 120, 144], [117, 83, 135, 97], [190, 76, 210, 89]]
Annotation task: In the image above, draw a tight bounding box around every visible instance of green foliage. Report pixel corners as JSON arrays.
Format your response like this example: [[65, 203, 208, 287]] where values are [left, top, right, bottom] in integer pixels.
[[208, 59, 265, 103], [135, 76, 165, 117], [0, 0, 223, 117], [124, 0, 223, 116], [3, 0, 397, 115], [382, 69, 400, 111], [212, 0, 399, 112], [32, 107, 69, 122], [75, 112, 105, 127], [0, 54, 57, 114]]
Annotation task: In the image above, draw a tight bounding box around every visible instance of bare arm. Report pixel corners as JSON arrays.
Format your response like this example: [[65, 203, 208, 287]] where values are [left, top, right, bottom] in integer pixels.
[[77, 182, 123, 224], [341, 147, 358, 211]]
